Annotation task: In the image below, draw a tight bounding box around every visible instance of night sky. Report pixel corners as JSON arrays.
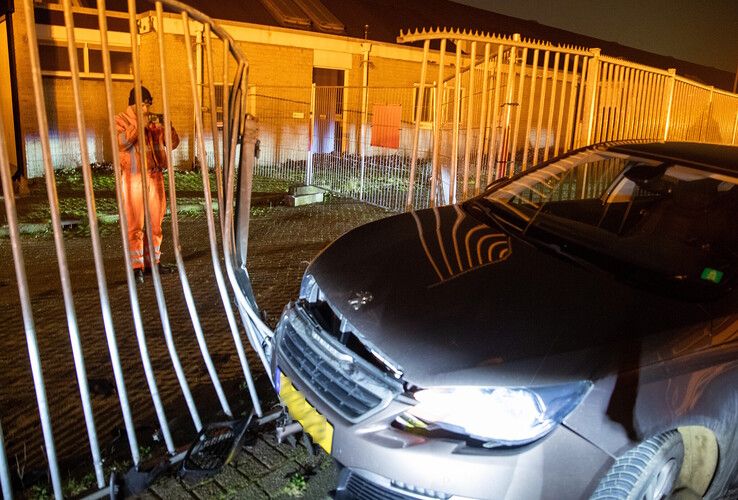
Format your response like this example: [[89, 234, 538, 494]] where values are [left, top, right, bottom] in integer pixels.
[[453, 0, 738, 73]]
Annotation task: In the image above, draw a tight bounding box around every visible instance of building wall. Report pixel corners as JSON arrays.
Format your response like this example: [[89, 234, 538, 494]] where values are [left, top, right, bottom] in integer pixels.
[[24, 77, 131, 175], [9, 0, 37, 177], [0, 19, 17, 168], [139, 30, 193, 168]]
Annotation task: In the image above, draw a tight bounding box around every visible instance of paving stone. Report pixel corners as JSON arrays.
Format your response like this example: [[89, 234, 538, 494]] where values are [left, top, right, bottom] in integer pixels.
[[216, 482, 269, 500], [233, 451, 269, 480], [213, 465, 253, 492], [191, 479, 225, 499], [255, 461, 301, 498], [135, 491, 162, 500], [149, 476, 193, 500], [246, 437, 289, 469]]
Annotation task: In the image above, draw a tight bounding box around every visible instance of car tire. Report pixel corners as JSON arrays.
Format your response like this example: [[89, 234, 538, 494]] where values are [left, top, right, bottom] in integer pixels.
[[590, 430, 684, 500]]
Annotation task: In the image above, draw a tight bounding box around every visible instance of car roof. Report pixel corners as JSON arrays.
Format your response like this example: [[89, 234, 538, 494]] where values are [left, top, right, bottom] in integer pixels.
[[606, 141, 738, 172]]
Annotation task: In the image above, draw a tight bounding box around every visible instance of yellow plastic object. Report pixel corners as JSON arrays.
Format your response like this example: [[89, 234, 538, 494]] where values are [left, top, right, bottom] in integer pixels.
[[279, 373, 334, 453]]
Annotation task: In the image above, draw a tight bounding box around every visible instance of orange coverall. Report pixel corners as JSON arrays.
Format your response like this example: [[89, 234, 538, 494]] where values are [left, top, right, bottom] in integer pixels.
[[115, 106, 180, 270]]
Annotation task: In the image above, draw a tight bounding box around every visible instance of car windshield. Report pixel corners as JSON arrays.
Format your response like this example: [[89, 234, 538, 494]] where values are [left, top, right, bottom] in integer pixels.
[[465, 149, 738, 300]]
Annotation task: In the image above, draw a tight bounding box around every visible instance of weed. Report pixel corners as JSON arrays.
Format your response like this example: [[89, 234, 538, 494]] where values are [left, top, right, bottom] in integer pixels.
[[280, 472, 307, 497], [64, 471, 96, 497], [28, 484, 51, 500]]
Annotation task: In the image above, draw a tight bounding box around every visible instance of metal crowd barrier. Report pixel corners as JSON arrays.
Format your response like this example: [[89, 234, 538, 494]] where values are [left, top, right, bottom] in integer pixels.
[[0, 0, 272, 497]]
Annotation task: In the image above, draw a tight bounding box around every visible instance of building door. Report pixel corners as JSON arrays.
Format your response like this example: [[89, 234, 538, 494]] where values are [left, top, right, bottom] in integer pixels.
[[312, 68, 344, 154]]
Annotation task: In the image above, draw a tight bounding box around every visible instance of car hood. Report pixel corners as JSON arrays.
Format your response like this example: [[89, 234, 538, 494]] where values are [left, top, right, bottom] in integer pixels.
[[306, 205, 707, 387]]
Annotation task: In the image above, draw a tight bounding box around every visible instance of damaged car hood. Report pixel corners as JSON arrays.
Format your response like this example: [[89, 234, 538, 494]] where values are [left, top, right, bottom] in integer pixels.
[[305, 205, 707, 387]]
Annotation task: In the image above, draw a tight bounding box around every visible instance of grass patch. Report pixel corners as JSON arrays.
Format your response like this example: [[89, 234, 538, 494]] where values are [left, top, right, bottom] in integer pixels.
[[280, 472, 307, 498]]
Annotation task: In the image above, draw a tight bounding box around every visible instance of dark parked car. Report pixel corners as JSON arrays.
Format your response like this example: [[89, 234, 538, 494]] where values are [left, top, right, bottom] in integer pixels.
[[272, 142, 738, 499]]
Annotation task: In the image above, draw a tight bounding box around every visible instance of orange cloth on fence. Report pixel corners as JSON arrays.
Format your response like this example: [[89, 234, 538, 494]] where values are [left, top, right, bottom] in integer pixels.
[[115, 106, 180, 269]]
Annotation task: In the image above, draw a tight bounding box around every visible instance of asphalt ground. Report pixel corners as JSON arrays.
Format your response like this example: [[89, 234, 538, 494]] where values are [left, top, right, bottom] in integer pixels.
[[0, 170, 394, 498]]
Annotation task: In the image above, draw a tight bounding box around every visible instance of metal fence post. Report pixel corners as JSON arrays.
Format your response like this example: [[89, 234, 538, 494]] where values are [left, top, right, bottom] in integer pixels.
[[732, 110, 738, 145], [582, 48, 601, 146], [430, 38, 447, 207], [700, 86, 714, 141], [360, 43, 371, 201], [662, 68, 677, 141], [407, 40, 430, 211], [450, 42, 461, 204], [307, 83, 315, 185]]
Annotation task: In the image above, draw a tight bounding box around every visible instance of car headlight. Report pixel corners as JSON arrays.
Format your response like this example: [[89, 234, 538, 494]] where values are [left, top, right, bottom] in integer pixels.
[[398, 381, 592, 447], [299, 273, 322, 302]]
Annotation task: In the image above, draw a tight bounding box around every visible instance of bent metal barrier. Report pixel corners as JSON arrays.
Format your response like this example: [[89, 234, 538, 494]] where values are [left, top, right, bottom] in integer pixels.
[[0, 0, 273, 498]]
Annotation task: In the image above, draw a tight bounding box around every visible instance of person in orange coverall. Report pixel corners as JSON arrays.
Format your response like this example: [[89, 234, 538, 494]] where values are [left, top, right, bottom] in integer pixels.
[[116, 86, 180, 283]]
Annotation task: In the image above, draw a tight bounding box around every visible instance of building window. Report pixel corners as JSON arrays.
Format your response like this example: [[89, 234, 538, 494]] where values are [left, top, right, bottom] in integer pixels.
[[213, 83, 234, 128], [39, 42, 132, 79], [413, 83, 436, 127]]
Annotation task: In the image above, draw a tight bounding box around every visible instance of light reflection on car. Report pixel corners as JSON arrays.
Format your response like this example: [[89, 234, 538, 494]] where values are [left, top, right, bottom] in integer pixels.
[[272, 142, 738, 499]]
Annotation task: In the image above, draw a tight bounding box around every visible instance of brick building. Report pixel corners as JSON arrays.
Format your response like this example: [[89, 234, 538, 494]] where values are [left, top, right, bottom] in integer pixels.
[[1, 0, 735, 179]]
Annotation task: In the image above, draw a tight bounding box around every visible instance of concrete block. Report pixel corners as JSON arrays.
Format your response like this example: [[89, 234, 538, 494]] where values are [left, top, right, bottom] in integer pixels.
[[285, 192, 324, 207]]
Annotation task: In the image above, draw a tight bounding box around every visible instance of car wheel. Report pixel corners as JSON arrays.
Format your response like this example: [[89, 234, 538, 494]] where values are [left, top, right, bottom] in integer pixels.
[[591, 430, 684, 500]]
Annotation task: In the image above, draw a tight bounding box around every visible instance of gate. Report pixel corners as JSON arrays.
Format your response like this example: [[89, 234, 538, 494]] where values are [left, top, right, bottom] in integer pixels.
[[397, 29, 738, 211]]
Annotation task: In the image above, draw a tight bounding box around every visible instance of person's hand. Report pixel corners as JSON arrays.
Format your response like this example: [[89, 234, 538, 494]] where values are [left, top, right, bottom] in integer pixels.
[[125, 122, 138, 142]]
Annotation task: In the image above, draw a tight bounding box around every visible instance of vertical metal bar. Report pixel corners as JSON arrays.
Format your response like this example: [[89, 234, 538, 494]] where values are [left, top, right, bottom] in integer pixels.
[[473, 43, 491, 194], [732, 109, 738, 145], [499, 39, 518, 176], [222, 38, 230, 170], [608, 65, 623, 141], [0, 421, 10, 500], [594, 62, 610, 144], [205, 24, 225, 232], [188, 9, 274, 420], [521, 49, 539, 170], [509, 47, 527, 168], [641, 72, 656, 139], [451, 42, 462, 203], [553, 53, 569, 155], [24, 0, 104, 489], [623, 68, 636, 139], [223, 71, 275, 398], [308, 83, 315, 186], [583, 48, 601, 146], [487, 44, 504, 182], [573, 55, 589, 148], [700, 86, 714, 141], [563, 54, 580, 152], [97, 0, 175, 455], [159, 4, 234, 418], [360, 48, 370, 201], [634, 70, 645, 139], [461, 41, 476, 200], [649, 73, 664, 138], [617, 67, 631, 139], [0, 85, 63, 500], [408, 41, 429, 210], [543, 51, 560, 160], [533, 50, 550, 163], [673, 81, 685, 140], [215, 23, 262, 408], [63, 0, 140, 472], [128, 0, 203, 432], [430, 38, 446, 206]]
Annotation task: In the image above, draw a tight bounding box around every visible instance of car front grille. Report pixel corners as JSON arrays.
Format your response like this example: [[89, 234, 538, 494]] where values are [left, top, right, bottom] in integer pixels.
[[338, 470, 451, 500], [276, 304, 401, 422]]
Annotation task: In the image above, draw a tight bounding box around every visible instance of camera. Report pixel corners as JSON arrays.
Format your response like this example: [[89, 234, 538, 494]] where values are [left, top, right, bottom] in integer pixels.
[[148, 113, 164, 124]]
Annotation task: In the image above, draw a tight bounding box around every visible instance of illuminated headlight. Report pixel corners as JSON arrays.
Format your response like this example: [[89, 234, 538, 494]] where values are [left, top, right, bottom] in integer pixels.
[[400, 381, 592, 447], [299, 273, 322, 302]]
